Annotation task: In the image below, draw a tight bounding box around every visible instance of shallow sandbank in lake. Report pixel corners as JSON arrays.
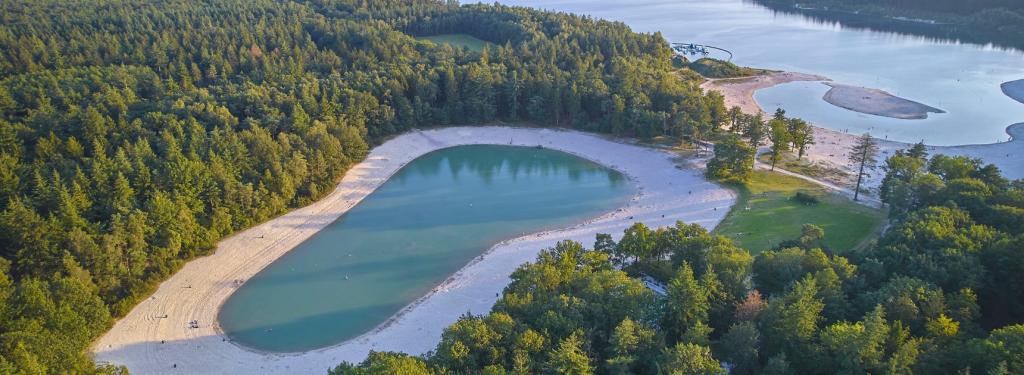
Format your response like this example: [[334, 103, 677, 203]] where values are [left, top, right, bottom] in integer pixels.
[[1002, 79, 1024, 104], [822, 83, 944, 120]]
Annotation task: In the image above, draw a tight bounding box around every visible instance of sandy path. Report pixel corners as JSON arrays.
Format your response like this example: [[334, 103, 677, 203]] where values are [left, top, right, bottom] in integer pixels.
[[703, 73, 1024, 194], [91, 126, 735, 374]]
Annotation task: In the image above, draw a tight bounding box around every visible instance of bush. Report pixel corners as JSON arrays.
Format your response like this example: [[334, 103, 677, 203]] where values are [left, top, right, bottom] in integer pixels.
[[792, 191, 821, 205], [687, 58, 759, 78]]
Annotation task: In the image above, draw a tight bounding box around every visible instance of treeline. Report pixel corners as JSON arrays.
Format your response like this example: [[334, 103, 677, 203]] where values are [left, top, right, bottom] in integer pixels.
[[705, 108, 814, 184], [781, 0, 1022, 14], [335, 148, 1024, 374], [0, 0, 730, 372], [685, 58, 761, 79], [755, 0, 1024, 50]]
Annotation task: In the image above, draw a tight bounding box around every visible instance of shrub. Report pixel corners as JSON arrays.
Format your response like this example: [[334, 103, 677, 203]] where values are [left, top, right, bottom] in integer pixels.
[[792, 191, 821, 205]]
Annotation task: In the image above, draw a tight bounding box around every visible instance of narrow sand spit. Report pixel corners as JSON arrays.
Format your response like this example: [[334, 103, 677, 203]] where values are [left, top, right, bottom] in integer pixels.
[[1003, 79, 1024, 104], [700, 71, 829, 115], [822, 82, 945, 119], [91, 126, 735, 374], [703, 73, 1024, 194]]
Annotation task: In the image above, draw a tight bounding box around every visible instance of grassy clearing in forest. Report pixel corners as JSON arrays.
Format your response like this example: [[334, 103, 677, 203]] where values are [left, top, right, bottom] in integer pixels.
[[418, 34, 490, 52], [757, 152, 855, 188], [714, 170, 885, 254]]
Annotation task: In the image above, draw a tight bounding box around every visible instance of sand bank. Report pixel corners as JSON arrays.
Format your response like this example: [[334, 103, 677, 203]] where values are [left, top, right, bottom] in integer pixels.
[[822, 83, 945, 119], [1003, 79, 1024, 104], [91, 126, 735, 374], [703, 73, 1024, 195]]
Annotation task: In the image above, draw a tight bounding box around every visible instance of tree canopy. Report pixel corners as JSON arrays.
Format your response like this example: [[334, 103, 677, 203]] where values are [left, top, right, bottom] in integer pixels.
[[0, 0, 729, 372], [332, 148, 1024, 374]]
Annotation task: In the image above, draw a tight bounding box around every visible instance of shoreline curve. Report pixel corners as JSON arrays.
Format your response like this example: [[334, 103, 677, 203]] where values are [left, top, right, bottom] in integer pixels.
[[216, 143, 643, 355], [91, 126, 736, 374], [1003, 79, 1024, 104], [702, 72, 1024, 193]]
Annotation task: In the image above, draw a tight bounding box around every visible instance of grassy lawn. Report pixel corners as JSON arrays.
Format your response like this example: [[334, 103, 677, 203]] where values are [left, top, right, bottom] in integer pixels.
[[714, 170, 885, 254], [758, 153, 854, 189], [418, 34, 490, 52]]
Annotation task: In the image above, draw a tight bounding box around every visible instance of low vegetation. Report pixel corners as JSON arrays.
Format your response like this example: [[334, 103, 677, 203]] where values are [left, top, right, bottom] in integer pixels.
[[686, 58, 765, 79], [714, 170, 885, 254], [757, 152, 855, 188]]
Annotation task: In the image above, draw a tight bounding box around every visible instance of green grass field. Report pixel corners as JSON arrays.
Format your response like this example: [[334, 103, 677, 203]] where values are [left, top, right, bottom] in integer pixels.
[[714, 170, 886, 254], [418, 34, 490, 52]]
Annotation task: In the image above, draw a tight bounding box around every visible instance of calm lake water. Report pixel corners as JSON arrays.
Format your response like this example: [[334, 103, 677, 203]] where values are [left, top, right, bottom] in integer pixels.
[[218, 145, 631, 352], [501, 0, 1024, 145]]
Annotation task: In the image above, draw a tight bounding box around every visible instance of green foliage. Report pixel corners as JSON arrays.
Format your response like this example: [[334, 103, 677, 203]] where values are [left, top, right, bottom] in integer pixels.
[[819, 306, 889, 374], [759, 277, 825, 373], [418, 34, 491, 52], [664, 263, 711, 342], [686, 58, 761, 79], [3, 1, 1024, 374], [755, 0, 1024, 50], [329, 351, 432, 375], [792, 191, 821, 205], [766, 109, 793, 171], [661, 343, 726, 375], [548, 330, 593, 375], [606, 317, 660, 374], [706, 134, 756, 183], [354, 170, 1021, 375], [0, 0, 733, 371], [715, 322, 761, 375], [714, 170, 885, 253], [848, 133, 880, 201], [428, 240, 658, 373]]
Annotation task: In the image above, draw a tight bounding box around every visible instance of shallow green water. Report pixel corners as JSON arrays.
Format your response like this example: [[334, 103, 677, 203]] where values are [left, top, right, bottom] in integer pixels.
[[218, 145, 631, 352]]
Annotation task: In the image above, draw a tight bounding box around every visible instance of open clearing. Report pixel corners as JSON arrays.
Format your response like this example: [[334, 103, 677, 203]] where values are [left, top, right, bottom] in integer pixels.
[[714, 170, 885, 254]]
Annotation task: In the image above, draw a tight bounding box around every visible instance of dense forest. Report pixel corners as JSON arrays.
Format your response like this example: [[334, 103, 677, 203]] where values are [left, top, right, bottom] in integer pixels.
[[0, 0, 731, 373], [3, 0, 1023, 374], [334, 148, 1024, 374], [754, 0, 1024, 50]]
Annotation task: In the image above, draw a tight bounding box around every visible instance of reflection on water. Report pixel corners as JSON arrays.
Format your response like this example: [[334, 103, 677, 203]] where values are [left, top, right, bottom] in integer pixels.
[[218, 145, 631, 352], [753, 1, 1024, 52], [499, 0, 1024, 145]]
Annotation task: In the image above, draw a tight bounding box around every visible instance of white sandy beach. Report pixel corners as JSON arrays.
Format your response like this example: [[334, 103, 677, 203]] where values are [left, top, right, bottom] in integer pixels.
[[91, 126, 736, 374], [705, 72, 1024, 194]]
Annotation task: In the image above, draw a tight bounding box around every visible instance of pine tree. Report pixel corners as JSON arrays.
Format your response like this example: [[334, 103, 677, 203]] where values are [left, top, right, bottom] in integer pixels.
[[849, 133, 879, 201]]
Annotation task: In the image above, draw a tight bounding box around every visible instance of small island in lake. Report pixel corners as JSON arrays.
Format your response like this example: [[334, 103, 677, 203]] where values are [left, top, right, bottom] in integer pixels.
[[822, 82, 945, 119], [1002, 79, 1024, 104]]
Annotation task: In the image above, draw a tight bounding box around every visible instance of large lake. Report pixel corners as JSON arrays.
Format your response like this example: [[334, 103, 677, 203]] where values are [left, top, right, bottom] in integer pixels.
[[218, 145, 631, 352], [501, 0, 1024, 146]]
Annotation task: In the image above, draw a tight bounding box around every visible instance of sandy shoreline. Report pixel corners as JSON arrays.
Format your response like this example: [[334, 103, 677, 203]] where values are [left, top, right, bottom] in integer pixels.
[[91, 126, 735, 374], [1003, 79, 1024, 104], [822, 82, 944, 120], [703, 72, 1024, 194], [700, 71, 828, 115]]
